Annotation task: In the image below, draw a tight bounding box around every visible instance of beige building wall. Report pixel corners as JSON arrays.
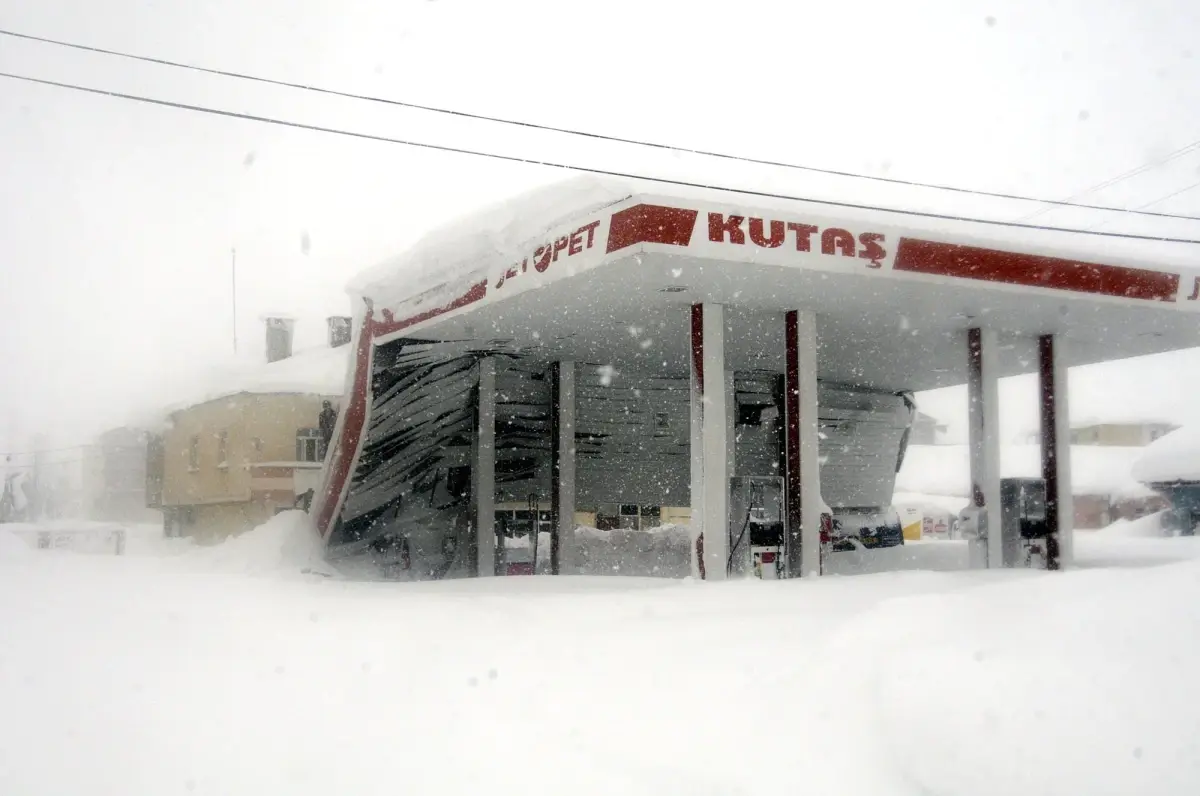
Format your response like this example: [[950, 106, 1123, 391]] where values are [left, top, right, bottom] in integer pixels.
[[162, 392, 332, 539]]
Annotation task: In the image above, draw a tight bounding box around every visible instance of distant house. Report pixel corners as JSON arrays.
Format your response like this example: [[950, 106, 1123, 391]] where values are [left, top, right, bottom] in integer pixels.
[[1070, 421, 1178, 447], [897, 442, 1163, 530], [1019, 419, 1178, 448], [150, 316, 351, 541], [86, 427, 162, 524]]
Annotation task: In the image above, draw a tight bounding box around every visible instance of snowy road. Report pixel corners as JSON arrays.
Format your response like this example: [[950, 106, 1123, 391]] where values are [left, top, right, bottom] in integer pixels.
[[2, 522, 1198, 796]]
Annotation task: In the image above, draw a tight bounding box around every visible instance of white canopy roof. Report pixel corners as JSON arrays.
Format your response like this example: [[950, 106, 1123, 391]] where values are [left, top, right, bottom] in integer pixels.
[[347, 178, 1200, 394]]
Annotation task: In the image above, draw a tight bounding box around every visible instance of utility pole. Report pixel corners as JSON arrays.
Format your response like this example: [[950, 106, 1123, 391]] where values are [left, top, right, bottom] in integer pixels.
[[231, 248, 238, 354]]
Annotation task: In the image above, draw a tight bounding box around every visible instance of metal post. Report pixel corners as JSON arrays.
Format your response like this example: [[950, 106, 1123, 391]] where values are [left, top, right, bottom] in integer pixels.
[[689, 305, 705, 578], [231, 248, 238, 355], [967, 327, 1003, 569], [550, 361, 576, 575], [725, 369, 737, 478], [474, 358, 496, 577], [701, 304, 728, 580], [784, 310, 823, 578]]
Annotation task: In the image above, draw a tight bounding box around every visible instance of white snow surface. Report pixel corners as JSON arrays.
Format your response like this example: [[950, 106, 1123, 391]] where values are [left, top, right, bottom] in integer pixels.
[[898, 443, 1154, 499], [1133, 424, 1200, 485], [2, 512, 1200, 795], [1097, 510, 1168, 539]]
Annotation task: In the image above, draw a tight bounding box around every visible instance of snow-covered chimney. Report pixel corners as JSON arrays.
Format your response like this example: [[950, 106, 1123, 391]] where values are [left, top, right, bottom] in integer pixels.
[[264, 316, 295, 363], [327, 316, 352, 348]]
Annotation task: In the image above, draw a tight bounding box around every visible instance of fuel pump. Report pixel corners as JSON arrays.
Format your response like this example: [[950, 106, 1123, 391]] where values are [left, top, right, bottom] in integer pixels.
[[728, 476, 785, 579], [959, 479, 1056, 569], [957, 504, 989, 570], [1001, 478, 1054, 569]]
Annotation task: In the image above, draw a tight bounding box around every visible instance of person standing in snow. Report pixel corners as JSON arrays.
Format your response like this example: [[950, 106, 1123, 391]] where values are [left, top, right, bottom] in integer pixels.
[[318, 400, 337, 459]]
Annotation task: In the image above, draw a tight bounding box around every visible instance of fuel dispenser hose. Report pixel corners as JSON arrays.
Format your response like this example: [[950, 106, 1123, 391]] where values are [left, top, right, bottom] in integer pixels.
[[727, 506, 753, 573]]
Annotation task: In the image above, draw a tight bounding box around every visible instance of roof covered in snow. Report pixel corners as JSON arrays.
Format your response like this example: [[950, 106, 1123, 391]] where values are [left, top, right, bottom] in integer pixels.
[[161, 344, 351, 419], [1132, 425, 1200, 485]]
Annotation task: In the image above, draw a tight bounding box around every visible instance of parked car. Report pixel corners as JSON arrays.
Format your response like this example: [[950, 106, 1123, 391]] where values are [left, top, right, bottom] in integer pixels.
[[828, 506, 905, 551]]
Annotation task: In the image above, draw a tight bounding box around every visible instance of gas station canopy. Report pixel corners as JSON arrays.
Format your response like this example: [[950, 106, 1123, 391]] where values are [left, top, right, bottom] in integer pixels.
[[351, 181, 1200, 393], [313, 178, 1200, 578]]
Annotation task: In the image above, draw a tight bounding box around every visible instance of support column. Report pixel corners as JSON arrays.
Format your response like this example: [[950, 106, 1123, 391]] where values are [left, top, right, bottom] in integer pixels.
[[967, 328, 1002, 569], [725, 370, 737, 478], [784, 310, 822, 578], [1039, 335, 1072, 569], [550, 361, 576, 575], [689, 303, 729, 580], [474, 357, 497, 577]]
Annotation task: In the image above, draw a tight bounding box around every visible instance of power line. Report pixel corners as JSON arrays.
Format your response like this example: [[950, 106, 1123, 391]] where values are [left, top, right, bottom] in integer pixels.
[[1016, 140, 1200, 223], [5, 69, 1200, 246], [1135, 180, 1200, 211], [4, 26, 1200, 226], [1084, 178, 1200, 233]]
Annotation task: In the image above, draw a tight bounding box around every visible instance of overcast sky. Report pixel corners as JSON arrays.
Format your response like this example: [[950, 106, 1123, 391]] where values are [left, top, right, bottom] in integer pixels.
[[3, 0, 1200, 453]]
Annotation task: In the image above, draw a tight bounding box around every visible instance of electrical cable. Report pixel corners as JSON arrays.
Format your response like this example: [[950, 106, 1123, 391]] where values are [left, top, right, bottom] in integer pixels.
[[4, 70, 1200, 245], [1134, 179, 1200, 211], [1016, 140, 1200, 222], [3, 26, 1200, 225]]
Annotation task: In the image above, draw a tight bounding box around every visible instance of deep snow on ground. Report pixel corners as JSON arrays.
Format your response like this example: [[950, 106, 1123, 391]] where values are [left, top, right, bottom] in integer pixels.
[[2, 515, 1199, 795]]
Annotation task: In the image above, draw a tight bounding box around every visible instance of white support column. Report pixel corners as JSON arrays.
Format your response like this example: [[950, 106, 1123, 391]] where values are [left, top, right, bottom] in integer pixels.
[[1039, 335, 1073, 569], [725, 370, 737, 477], [689, 306, 705, 578], [553, 360, 577, 575], [475, 357, 497, 577], [967, 328, 1002, 569], [701, 304, 729, 580], [784, 310, 823, 578]]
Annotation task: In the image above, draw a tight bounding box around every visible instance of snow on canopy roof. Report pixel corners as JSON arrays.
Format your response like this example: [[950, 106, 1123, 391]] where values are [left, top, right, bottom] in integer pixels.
[[898, 443, 1154, 499], [1132, 425, 1200, 485], [349, 177, 635, 311], [349, 175, 1197, 313]]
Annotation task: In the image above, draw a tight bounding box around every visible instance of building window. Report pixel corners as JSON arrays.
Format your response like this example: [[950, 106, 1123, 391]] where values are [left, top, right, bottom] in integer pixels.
[[216, 430, 229, 469], [188, 435, 200, 471], [296, 428, 322, 462]]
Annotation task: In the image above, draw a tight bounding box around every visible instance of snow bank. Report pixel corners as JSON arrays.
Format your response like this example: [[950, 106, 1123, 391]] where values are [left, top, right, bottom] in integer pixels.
[[898, 443, 1151, 498], [185, 511, 330, 576], [2, 528, 1200, 794], [0, 528, 30, 558], [1098, 510, 1168, 539], [852, 559, 1200, 796], [1133, 424, 1200, 484]]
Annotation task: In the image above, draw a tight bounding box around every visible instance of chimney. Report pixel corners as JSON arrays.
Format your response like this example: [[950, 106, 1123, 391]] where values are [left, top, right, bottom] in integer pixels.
[[327, 316, 352, 348], [264, 316, 296, 363]]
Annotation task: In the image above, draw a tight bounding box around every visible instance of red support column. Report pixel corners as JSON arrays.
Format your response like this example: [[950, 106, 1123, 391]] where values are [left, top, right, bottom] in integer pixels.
[[1038, 335, 1072, 569], [784, 311, 802, 576], [783, 309, 822, 577]]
